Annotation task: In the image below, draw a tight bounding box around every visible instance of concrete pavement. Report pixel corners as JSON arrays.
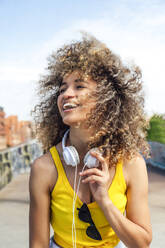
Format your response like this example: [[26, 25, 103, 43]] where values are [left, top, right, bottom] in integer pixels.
[[0, 168, 165, 248], [147, 166, 165, 248], [0, 173, 29, 248]]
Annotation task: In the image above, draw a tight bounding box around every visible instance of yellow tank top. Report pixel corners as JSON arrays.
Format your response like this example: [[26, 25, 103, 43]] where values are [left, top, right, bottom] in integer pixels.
[[50, 146, 127, 248]]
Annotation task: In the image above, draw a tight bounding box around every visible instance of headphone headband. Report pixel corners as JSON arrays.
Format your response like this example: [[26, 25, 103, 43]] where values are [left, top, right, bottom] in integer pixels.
[[62, 129, 99, 168], [62, 129, 70, 150]]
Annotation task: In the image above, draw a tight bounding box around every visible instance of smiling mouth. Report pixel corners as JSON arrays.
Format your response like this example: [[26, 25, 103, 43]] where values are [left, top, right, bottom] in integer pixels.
[[63, 103, 79, 112]]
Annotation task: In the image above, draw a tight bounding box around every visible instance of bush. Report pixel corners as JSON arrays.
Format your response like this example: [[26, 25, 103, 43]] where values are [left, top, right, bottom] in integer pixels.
[[147, 114, 165, 144]]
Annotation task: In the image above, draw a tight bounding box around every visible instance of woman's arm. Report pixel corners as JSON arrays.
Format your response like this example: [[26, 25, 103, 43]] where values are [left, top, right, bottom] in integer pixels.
[[29, 153, 57, 248], [100, 155, 152, 248], [80, 153, 152, 248]]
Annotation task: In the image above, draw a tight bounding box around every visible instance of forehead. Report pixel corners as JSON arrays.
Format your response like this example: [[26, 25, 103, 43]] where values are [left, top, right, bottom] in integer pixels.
[[61, 71, 97, 88], [63, 71, 82, 82]]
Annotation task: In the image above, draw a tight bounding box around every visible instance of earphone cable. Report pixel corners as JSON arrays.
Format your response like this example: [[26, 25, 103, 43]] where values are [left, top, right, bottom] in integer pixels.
[[72, 163, 87, 248], [72, 164, 77, 248]]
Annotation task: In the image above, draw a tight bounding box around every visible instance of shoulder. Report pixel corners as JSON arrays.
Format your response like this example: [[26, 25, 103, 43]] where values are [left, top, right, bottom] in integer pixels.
[[30, 148, 58, 193], [123, 153, 148, 188], [31, 151, 55, 176]]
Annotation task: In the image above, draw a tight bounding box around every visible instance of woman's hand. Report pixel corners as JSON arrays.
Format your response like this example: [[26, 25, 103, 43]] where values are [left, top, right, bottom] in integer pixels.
[[79, 151, 111, 206]]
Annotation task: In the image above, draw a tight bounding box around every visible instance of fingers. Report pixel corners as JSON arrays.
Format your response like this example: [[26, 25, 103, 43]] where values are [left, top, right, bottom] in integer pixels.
[[79, 167, 102, 177], [82, 175, 101, 184], [79, 168, 102, 184], [90, 151, 109, 172], [79, 152, 109, 185]]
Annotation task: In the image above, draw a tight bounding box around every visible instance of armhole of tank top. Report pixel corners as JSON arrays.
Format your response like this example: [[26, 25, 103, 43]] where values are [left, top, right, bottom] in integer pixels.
[[118, 160, 127, 191], [49, 146, 64, 195]]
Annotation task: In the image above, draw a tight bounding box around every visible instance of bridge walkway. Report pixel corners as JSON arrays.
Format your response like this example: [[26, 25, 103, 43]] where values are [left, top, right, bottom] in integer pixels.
[[0, 173, 29, 248], [0, 168, 165, 248]]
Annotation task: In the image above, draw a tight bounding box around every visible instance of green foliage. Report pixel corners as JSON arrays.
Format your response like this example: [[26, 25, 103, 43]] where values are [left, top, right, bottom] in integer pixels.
[[147, 114, 165, 144]]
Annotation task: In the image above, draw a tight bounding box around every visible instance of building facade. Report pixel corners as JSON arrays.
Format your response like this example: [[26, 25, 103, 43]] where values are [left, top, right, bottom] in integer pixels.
[[0, 107, 33, 150]]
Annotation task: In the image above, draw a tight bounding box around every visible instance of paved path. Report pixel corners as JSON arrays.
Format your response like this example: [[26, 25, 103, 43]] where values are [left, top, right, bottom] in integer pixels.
[[0, 173, 29, 248], [0, 167, 165, 248], [147, 166, 165, 248]]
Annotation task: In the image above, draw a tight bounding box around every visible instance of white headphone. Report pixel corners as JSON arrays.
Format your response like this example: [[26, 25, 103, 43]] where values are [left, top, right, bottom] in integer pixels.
[[62, 129, 100, 168]]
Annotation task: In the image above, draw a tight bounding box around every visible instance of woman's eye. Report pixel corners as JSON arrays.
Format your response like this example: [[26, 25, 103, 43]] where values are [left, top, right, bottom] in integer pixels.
[[77, 85, 84, 89], [59, 88, 65, 94], [59, 85, 84, 94]]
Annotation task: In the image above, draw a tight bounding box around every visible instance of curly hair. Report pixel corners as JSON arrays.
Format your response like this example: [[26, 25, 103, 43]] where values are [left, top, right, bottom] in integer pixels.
[[32, 34, 149, 167]]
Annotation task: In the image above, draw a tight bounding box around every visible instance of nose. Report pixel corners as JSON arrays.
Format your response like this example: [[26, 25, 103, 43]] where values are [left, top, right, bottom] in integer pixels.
[[62, 86, 75, 99]]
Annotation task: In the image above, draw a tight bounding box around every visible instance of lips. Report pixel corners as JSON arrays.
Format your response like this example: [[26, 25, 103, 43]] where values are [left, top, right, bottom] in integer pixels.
[[62, 102, 79, 111]]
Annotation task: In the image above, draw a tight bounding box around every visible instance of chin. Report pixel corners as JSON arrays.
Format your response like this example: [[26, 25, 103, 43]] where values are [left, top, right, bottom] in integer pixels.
[[62, 117, 84, 128]]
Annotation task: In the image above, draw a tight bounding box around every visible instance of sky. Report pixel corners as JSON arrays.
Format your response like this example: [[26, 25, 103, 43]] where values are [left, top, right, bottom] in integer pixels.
[[0, 0, 165, 120]]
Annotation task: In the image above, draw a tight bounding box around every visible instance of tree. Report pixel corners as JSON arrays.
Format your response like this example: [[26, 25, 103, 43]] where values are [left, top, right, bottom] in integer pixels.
[[147, 114, 165, 144]]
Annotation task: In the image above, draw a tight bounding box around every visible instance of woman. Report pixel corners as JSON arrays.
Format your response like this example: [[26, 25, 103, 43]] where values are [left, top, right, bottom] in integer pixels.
[[29, 35, 152, 248]]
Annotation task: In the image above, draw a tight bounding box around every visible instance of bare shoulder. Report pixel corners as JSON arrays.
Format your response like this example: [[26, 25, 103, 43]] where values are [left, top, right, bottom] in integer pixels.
[[123, 153, 148, 188], [32, 151, 54, 172], [30, 149, 58, 193]]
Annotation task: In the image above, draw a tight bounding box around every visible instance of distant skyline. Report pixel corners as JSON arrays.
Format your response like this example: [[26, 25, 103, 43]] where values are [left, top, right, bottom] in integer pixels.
[[1, 0, 165, 120]]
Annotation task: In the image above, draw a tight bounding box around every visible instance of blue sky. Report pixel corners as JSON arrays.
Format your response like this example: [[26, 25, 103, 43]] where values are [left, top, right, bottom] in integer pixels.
[[0, 0, 165, 120]]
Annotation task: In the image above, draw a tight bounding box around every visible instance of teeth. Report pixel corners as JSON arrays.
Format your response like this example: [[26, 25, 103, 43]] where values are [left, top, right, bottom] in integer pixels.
[[63, 103, 78, 110]]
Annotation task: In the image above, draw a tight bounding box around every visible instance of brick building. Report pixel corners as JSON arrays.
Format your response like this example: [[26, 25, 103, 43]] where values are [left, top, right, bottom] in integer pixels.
[[0, 108, 33, 150]]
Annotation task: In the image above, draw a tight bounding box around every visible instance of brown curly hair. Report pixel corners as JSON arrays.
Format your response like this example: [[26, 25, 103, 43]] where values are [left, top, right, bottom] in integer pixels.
[[32, 34, 149, 167]]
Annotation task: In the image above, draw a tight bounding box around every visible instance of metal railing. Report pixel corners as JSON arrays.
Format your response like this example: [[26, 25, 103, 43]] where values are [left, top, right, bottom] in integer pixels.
[[146, 141, 165, 170], [0, 140, 42, 190], [1, 139, 164, 190]]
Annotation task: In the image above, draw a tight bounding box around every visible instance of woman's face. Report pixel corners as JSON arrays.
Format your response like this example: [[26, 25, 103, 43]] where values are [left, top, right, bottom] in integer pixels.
[[57, 71, 97, 127]]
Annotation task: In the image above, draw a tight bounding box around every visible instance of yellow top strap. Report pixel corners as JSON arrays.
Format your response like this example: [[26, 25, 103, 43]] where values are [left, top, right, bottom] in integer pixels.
[[50, 146, 65, 174]]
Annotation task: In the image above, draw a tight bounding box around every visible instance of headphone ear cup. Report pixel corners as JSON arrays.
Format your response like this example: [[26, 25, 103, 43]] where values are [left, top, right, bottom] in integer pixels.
[[63, 146, 80, 167], [84, 149, 100, 168]]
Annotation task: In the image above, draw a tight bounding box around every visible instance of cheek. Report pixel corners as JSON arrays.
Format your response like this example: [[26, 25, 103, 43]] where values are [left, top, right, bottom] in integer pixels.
[[81, 94, 97, 108], [80, 93, 93, 104]]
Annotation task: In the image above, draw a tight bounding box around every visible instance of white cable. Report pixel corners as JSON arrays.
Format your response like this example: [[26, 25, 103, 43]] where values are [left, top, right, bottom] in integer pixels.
[[72, 163, 87, 248], [72, 164, 77, 248], [74, 163, 87, 247]]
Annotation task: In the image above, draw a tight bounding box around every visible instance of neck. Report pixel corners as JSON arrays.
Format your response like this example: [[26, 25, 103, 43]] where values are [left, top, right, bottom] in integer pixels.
[[68, 127, 95, 159]]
